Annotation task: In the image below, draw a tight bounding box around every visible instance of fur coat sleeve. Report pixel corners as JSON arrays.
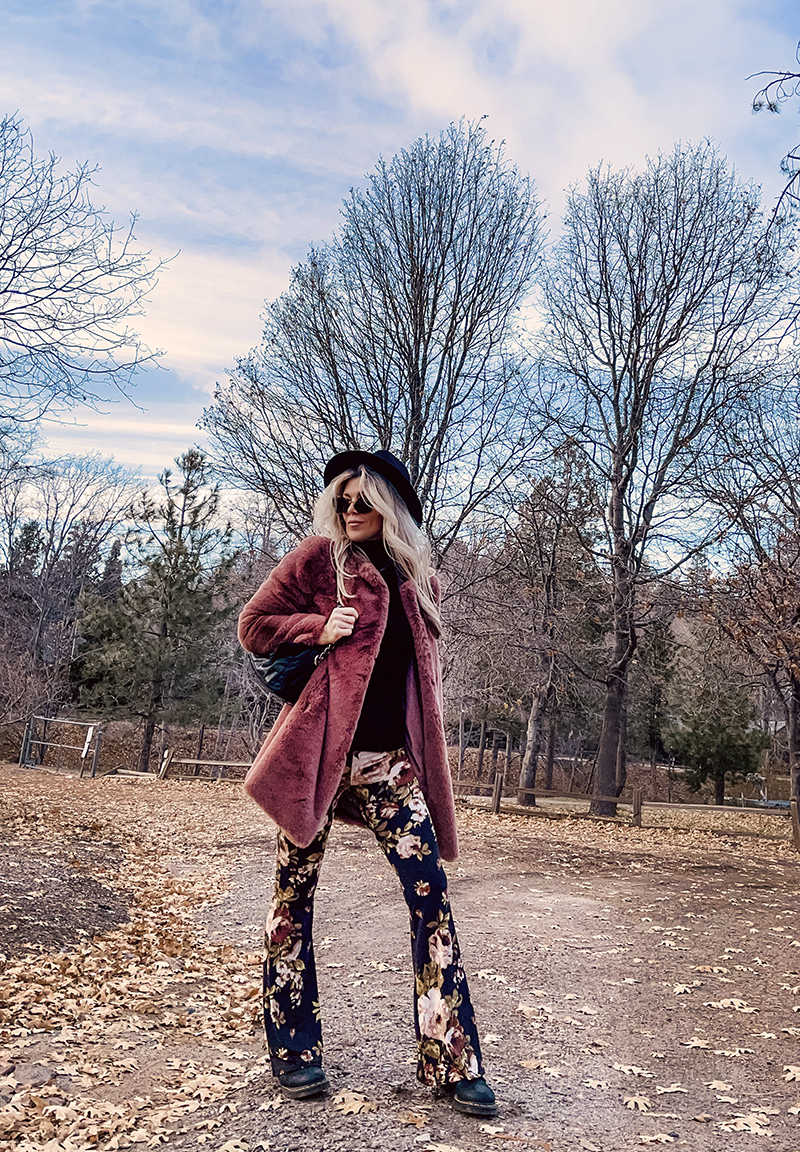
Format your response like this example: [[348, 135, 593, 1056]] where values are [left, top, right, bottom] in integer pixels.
[[238, 536, 332, 653], [239, 535, 458, 860]]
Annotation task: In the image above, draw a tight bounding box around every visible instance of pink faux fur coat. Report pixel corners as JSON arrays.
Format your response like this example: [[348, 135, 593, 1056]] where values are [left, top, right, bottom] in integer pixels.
[[239, 535, 459, 860]]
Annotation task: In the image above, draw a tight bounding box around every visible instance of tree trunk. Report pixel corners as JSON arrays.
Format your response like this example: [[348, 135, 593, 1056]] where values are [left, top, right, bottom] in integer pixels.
[[591, 498, 636, 817], [476, 719, 487, 782], [518, 688, 549, 806], [138, 714, 157, 773], [490, 730, 500, 777], [650, 711, 658, 792], [138, 617, 168, 774], [615, 681, 628, 795], [715, 771, 725, 806], [544, 719, 556, 790], [789, 674, 800, 804], [649, 683, 661, 787], [591, 657, 628, 815]]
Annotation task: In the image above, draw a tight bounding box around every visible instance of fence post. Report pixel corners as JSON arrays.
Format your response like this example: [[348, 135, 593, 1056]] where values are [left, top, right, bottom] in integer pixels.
[[158, 749, 174, 780], [90, 728, 103, 778], [791, 798, 800, 853], [18, 718, 32, 767], [491, 763, 505, 815], [632, 787, 643, 828]]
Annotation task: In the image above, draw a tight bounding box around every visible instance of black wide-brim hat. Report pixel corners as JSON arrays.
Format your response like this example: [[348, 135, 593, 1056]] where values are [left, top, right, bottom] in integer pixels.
[[323, 449, 423, 526]]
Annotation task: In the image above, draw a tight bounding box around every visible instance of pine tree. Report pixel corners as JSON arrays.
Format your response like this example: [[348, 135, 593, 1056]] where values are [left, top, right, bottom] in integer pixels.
[[77, 450, 236, 770]]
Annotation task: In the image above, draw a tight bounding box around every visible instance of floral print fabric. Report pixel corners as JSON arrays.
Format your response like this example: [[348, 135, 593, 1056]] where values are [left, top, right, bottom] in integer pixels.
[[263, 752, 484, 1086]]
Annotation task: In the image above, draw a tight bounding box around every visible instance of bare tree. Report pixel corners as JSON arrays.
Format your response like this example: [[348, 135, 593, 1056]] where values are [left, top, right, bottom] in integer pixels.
[[0, 113, 161, 451], [202, 119, 543, 551], [0, 453, 137, 725], [539, 142, 797, 815], [751, 42, 800, 216], [503, 451, 605, 804], [703, 386, 800, 803], [436, 457, 607, 802]]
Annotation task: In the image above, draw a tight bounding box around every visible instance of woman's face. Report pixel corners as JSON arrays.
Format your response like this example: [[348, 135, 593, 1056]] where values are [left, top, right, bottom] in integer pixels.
[[341, 477, 384, 542]]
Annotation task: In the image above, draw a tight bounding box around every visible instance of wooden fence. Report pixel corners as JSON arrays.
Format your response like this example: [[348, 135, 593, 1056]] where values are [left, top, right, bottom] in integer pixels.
[[453, 772, 800, 851], [27, 738, 797, 852]]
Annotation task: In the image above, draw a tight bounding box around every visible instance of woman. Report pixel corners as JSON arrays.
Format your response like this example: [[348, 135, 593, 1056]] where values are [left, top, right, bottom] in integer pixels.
[[239, 449, 496, 1117]]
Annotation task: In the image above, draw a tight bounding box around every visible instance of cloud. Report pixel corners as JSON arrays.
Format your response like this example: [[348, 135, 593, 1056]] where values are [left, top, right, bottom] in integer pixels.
[[41, 408, 208, 478], [3, 0, 799, 472], [138, 248, 278, 386]]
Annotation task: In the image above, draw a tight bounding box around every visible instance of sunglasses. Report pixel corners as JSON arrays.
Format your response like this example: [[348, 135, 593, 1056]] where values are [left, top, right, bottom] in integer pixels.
[[335, 494, 373, 515]]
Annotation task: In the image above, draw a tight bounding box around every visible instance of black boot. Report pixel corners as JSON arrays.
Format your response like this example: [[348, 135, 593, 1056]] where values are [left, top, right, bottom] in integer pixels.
[[449, 1076, 498, 1116], [276, 1066, 329, 1099]]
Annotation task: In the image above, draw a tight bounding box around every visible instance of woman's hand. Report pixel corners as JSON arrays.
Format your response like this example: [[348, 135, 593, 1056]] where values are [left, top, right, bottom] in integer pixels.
[[318, 605, 359, 646]]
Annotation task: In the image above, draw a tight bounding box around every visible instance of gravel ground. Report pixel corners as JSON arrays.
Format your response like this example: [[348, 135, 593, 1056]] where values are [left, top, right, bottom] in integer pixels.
[[1, 765, 800, 1152]]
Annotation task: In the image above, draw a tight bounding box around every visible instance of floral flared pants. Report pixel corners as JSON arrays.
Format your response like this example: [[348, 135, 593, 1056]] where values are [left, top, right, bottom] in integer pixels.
[[263, 754, 484, 1086]]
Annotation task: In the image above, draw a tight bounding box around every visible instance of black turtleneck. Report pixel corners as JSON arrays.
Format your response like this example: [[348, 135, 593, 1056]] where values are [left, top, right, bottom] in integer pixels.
[[351, 540, 415, 752]]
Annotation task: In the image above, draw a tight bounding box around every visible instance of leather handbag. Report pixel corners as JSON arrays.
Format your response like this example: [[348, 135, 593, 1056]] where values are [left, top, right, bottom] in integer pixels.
[[248, 641, 334, 705]]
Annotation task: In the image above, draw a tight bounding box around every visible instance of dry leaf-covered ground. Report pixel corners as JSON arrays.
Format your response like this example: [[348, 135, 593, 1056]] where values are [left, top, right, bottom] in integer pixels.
[[1, 762, 799, 1152]]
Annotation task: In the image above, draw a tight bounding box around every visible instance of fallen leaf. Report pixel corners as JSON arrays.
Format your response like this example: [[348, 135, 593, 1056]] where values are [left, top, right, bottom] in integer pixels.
[[613, 1063, 654, 1078], [398, 1109, 429, 1128], [257, 1095, 283, 1111], [703, 998, 757, 1013], [517, 1004, 541, 1020], [477, 969, 508, 984], [655, 1083, 687, 1095], [705, 1080, 732, 1091], [692, 1113, 713, 1123], [784, 1066, 800, 1082], [718, 1114, 772, 1133], [638, 1136, 677, 1145], [624, 1096, 650, 1111], [333, 1090, 378, 1115], [683, 1037, 708, 1049]]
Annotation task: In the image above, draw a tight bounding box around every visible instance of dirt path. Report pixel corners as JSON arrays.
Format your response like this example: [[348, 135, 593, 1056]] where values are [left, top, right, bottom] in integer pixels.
[[1, 764, 799, 1151]]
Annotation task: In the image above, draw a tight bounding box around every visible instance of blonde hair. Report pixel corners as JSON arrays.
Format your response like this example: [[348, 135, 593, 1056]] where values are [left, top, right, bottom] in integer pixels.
[[312, 465, 441, 632]]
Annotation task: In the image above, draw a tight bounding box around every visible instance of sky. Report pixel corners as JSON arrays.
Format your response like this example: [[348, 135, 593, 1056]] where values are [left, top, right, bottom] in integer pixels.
[[1, 0, 799, 478]]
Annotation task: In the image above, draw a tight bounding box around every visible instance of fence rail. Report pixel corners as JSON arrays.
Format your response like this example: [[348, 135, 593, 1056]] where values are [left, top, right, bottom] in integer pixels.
[[158, 750, 251, 780], [454, 773, 799, 850], [18, 715, 104, 777], [16, 729, 799, 852]]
